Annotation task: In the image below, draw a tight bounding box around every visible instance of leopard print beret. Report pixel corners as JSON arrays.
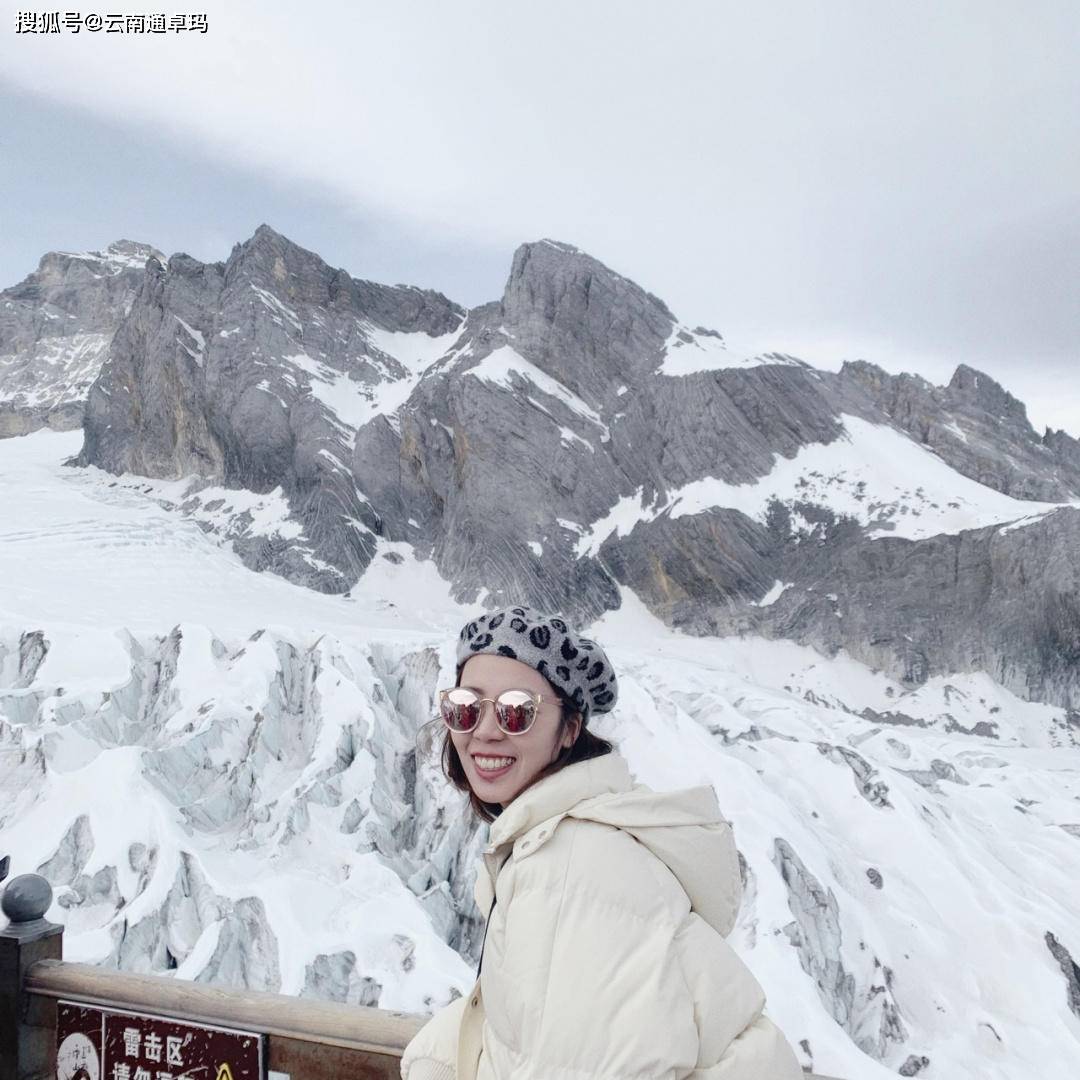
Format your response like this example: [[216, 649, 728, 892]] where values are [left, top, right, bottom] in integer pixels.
[[455, 605, 618, 721]]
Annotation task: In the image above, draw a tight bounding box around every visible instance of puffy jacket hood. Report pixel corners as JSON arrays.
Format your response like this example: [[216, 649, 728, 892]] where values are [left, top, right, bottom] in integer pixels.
[[482, 752, 743, 938]]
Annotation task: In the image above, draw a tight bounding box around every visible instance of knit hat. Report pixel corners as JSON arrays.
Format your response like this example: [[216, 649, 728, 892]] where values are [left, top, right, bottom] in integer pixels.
[[455, 605, 618, 723]]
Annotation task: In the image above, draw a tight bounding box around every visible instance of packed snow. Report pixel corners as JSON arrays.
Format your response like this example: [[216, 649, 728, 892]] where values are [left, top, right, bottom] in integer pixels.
[[174, 316, 205, 367], [0, 331, 112, 407], [282, 320, 463, 434], [659, 323, 806, 376], [753, 580, 792, 607], [251, 283, 303, 333], [574, 414, 1078, 556], [1, 431, 1078, 1080], [55, 244, 157, 274], [467, 345, 612, 443]]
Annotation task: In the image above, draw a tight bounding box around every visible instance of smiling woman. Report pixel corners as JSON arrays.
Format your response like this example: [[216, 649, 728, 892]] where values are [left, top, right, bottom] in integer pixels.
[[402, 605, 803, 1080], [437, 618, 617, 820], [440, 667, 592, 806]]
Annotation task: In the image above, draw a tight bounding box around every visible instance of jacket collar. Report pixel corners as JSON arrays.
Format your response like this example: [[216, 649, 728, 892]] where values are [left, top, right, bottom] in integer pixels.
[[475, 752, 744, 939], [485, 752, 634, 851]]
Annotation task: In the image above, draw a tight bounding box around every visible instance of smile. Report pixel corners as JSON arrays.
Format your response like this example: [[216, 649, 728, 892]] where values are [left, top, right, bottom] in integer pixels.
[[472, 755, 516, 776]]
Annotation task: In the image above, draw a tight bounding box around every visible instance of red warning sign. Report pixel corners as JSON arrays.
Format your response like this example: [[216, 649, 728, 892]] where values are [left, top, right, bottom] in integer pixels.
[[57, 999, 264, 1080]]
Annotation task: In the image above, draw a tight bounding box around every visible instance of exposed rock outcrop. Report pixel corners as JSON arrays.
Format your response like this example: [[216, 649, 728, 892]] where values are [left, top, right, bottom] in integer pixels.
[[0, 240, 163, 436]]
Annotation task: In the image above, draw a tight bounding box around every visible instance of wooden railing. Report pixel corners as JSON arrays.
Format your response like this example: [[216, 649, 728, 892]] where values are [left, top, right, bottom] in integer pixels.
[[1, 869, 842, 1079], [18, 959, 413, 1079]]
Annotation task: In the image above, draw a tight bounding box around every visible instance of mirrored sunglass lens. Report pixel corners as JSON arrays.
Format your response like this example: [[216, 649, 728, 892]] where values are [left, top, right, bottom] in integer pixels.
[[496, 690, 535, 733], [443, 689, 480, 730]]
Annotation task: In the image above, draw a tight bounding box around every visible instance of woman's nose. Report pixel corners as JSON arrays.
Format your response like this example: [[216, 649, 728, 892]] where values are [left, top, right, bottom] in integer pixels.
[[473, 700, 506, 740]]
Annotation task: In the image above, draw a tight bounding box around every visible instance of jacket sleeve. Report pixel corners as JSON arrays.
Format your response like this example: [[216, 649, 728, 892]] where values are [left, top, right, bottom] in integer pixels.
[[400, 993, 468, 1080], [674, 909, 804, 1076], [508, 881, 700, 1079]]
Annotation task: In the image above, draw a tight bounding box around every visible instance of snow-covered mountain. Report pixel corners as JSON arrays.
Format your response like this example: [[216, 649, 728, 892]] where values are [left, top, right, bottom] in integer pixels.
[[1, 230, 1079, 1079], [8, 226, 1080, 712], [0, 239, 164, 437]]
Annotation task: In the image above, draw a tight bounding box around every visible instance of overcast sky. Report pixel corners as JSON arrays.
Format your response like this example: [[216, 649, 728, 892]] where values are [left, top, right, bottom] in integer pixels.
[[1, 0, 1076, 433]]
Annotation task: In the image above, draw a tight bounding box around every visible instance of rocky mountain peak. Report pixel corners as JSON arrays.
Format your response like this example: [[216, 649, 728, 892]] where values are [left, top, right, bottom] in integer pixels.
[[947, 363, 1029, 425], [101, 239, 162, 263], [839, 358, 888, 389], [1042, 426, 1080, 470], [224, 223, 329, 286], [839, 359, 934, 394], [496, 238, 677, 402], [13, 239, 163, 293], [254, 222, 283, 242], [501, 238, 675, 325], [215, 222, 464, 336]]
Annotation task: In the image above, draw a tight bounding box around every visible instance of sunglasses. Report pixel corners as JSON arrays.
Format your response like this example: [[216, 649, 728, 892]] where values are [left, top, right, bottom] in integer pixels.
[[438, 686, 549, 734]]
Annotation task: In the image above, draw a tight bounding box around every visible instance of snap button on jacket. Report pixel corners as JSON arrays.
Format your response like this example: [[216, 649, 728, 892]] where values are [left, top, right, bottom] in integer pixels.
[[401, 752, 803, 1080]]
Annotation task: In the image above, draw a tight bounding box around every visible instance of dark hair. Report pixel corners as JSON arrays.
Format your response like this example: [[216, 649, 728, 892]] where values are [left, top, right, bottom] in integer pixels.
[[419, 663, 615, 823]]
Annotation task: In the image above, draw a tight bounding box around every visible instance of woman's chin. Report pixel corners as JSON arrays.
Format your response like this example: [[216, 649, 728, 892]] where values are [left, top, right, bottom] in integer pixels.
[[471, 762, 522, 801]]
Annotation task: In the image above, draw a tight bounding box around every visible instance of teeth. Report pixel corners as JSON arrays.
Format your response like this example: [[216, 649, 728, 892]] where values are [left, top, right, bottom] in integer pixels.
[[475, 756, 515, 770]]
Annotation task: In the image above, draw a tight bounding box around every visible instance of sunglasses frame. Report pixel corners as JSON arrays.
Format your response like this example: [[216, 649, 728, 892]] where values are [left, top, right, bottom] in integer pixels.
[[438, 686, 549, 735]]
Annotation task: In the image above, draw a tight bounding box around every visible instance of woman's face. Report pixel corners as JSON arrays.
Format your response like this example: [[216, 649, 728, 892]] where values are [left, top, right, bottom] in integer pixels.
[[452, 654, 581, 807]]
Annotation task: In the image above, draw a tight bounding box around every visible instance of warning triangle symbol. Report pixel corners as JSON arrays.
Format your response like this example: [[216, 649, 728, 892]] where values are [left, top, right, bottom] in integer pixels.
[[215, 1065, 235, 1080]]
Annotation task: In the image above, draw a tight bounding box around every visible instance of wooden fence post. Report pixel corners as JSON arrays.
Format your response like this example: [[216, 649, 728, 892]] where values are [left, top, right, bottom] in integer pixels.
[[0, 868, 63, 1080]]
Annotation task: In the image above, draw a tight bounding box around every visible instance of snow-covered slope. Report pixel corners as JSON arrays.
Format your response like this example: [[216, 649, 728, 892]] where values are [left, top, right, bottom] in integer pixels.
[[576, 413, 1077, 557], [2, 430, 1079, 1079], [659, 321, 805, 375]]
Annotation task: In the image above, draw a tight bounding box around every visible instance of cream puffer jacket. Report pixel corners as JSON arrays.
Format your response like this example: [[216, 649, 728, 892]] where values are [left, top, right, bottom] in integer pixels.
[[400, 751, 802, 1080]]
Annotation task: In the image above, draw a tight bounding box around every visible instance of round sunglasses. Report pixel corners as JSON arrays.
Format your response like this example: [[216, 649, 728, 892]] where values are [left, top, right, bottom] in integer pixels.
[[438, 686, 549, 734]]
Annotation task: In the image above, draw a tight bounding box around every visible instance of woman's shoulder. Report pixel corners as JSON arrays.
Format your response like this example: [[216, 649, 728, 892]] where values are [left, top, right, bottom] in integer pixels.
[[522, 813, 691, 923]]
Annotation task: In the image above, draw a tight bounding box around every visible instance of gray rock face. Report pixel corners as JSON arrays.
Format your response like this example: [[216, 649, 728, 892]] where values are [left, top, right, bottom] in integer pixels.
[[352, 240, 843, 625], [0, 239, 163, 437], [815, 744, 893, 808], [77, 224, 465, 591], [772, 837, 907, 1063], [195, 894, 281, 991], [36, 813, 95, 885], [7, 225, 1079, 710], [899, 1054, 931, 1076], [499, 238, 675, 405], [0, 631, 50, 689], [1045, 931, 1080, 1019], [731, 505, 1080, 710], [839, 359, 1080, 501], [597, 508, 779, 625], [300, 950, 382, 1005], [898, 759, 969, 792], [626, 490, 1080, 710]]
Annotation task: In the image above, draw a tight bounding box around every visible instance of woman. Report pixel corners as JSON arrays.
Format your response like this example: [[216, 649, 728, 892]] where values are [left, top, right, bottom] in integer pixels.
[[401, 605, 803, 1080]]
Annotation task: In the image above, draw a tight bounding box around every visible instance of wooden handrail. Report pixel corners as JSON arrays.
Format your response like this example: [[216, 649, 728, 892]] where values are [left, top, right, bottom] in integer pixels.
[[26, 958, 844, 1079], [25, 959, 427, 1055]]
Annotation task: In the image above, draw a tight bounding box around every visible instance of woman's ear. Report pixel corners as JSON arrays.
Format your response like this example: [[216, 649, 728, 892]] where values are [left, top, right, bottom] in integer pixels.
[[561, 711, 583, 749]]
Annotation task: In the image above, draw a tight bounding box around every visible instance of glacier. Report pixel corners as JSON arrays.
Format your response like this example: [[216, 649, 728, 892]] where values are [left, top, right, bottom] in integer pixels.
[[1, 430, 1079, 1078]]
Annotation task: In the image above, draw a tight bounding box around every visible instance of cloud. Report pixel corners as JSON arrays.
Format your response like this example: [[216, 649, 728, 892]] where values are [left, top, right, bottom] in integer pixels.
[[2, 0, 1075, 433]]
